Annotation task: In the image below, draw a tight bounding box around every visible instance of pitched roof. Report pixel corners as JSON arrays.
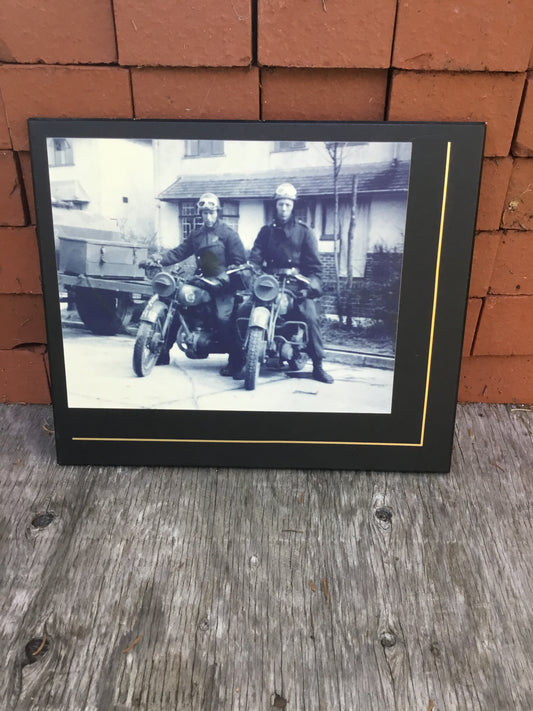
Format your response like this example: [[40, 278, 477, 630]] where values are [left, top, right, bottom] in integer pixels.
[[158, 160, 410, 201]]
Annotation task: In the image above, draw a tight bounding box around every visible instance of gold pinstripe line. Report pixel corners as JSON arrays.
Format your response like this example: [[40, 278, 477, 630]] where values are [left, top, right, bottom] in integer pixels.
[[419, 141, 451, 446]]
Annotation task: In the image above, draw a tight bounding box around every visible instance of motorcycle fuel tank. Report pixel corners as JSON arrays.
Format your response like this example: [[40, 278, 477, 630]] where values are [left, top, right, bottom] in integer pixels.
[[178, 284, 211, 306]]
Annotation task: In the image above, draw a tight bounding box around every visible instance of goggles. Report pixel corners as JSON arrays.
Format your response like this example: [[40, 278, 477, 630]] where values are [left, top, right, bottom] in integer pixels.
[[197, 199, 219, 210]]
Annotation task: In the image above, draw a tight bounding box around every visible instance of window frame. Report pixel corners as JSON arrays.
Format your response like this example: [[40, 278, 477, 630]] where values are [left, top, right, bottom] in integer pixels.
[[47, 138, 74, 167], [271, 141, 307, 153], [184, 140, 225, 158]]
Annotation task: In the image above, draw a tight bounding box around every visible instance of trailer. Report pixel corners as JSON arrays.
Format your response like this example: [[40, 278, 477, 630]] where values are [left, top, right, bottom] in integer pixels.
[[57, 231, 152, 336]]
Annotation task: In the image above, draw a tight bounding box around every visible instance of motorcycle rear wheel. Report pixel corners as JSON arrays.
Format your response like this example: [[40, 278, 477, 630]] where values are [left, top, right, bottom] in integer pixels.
[[133, 313, 166, 377], [244, 326, 265, 391]]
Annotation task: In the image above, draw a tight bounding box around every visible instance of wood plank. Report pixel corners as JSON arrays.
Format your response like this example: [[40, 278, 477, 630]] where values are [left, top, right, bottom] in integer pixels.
[[0, 403, 532, 709]]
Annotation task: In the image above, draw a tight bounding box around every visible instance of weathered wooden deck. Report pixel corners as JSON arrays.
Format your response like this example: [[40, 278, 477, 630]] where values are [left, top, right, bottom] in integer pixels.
[[1, 403, 532, 710]]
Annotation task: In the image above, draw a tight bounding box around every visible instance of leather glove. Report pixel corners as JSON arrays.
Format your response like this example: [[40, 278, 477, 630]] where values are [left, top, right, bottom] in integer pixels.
[[139, 256, 162, 269], [208, 273, 230, 292], [307, 276, 323, 298]]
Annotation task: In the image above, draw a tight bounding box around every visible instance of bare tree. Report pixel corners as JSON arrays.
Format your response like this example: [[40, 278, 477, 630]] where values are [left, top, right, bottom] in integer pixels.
[[324, 142, 346, 320], [345, 175, 358, 327]]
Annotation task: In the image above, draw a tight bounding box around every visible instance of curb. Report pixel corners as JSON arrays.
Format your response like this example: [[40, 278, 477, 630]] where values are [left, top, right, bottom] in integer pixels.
[[325, 348, 395, 371]]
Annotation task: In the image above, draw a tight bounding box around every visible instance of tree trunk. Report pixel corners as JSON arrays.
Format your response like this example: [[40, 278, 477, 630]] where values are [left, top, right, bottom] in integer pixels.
[[332, 146, 343, 322], [345, 175, 358, 327], [324, 141, 345, 323]]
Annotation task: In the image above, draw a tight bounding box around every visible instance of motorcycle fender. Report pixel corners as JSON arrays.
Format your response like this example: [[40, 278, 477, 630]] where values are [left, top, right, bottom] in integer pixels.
[[140, 296, 167, 324], [249, 305, 270, 330]]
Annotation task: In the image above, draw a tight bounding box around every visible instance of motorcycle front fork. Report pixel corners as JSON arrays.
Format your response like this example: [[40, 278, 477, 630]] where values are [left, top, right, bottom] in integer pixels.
[[161, 302, 179, 349]]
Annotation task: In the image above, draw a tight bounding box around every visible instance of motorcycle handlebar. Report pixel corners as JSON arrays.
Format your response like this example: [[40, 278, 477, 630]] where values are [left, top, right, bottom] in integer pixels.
[[197, 275, 219, 286], [226, 262, 260, 275], [292, 272, 311, 286]]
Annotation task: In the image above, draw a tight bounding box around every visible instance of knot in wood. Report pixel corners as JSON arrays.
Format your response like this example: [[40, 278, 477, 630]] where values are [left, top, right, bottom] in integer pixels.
[[25, 636, 50, 664], [375, 507, 393, 524], [198, 616, 210, 632], [380, 631, 397, 648], [430, 642, 441, 657], [31, 512, 55, 529], [272, 692, 288, 709]]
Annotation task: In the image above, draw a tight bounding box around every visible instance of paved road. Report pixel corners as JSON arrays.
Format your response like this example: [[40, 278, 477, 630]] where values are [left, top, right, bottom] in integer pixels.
[[61, 328, 395, 414]]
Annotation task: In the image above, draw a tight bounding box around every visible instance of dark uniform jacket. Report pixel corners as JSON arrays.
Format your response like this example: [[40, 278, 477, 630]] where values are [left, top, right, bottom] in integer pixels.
[[249, 216, 322, 283], [161, 221, 245, 277]]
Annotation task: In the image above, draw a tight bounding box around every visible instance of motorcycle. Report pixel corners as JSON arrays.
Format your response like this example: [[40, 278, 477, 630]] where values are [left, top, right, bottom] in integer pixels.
[[236, 266, 311, 391], [132, 263, 245, 377]]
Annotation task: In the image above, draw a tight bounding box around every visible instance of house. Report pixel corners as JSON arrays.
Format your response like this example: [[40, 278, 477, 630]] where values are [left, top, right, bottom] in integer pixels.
[[47, 137, 156, 245], [155, 139, 411, 321], [46, 136, 410, 322], [46, 137, 410, 278], [156, 139, 411, 279]]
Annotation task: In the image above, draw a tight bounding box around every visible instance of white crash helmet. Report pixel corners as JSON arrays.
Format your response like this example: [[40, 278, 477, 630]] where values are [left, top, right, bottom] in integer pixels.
[[197, 192, 221, 212], [274, 183, 297, 202]]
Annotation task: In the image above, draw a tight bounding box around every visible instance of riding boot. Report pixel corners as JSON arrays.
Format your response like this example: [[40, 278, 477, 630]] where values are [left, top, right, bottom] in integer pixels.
[[219, 360, 233, 376], [156, 349, 170, 366], [219, 349, 245, 377], [157, 316, 178, 366], [312, 359, 334, 384]]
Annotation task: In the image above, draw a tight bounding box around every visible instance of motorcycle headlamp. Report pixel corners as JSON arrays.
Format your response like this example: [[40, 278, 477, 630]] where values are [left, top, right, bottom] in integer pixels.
[[253, 274, 279, 302], [152, 271, 175, 298]]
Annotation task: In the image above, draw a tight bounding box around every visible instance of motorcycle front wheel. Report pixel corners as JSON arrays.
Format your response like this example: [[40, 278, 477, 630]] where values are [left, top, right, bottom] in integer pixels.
[[132, 309, 167, 377], [244, 326, 265, 391]]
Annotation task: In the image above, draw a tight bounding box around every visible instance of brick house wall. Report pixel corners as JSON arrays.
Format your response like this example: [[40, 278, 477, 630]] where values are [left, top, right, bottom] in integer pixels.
[[0, 0, 532, 404], [320, 251, 403, 328]]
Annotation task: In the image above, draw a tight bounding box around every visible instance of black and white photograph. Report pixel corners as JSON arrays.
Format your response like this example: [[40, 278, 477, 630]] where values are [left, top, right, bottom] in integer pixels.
[[30, 119, 484, 470], [48, 135, 411, 414]]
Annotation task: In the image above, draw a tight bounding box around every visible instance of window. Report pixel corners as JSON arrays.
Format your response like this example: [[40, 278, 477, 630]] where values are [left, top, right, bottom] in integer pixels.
[[184, 140, 224, 157], [47, 138, 74, 167], [272, 141, 306, 152], [220, 200, 239, 233], [179, 199, 240, 238], [293, 201, 309, 223], [180, 201, 203, 239]]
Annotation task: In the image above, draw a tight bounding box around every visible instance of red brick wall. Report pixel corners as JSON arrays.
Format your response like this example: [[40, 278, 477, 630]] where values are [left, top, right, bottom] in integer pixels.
[[0, 0, 532, 404]]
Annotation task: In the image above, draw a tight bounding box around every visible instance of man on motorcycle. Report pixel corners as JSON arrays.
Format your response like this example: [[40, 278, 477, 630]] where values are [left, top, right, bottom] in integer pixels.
[[248, 183, 334, 384], [148, 192, 246, 375]]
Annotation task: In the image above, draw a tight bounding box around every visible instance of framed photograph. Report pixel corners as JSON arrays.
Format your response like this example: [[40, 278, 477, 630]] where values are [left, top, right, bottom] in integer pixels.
[[29, 118, 484, 471]]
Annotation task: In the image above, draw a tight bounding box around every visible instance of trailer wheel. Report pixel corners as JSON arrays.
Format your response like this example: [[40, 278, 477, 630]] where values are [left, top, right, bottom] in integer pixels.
[[75, 288, 132, 335]]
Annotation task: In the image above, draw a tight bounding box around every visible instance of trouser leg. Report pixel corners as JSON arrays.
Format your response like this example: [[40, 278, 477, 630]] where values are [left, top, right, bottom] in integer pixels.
[[296, 298, 324, 362], [296, 298, 333, 383], [215, 294, 243, 370]]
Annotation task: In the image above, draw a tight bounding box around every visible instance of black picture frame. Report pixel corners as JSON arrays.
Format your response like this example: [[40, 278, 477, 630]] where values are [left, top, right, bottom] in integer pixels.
[[29, 118, 485, 472]]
